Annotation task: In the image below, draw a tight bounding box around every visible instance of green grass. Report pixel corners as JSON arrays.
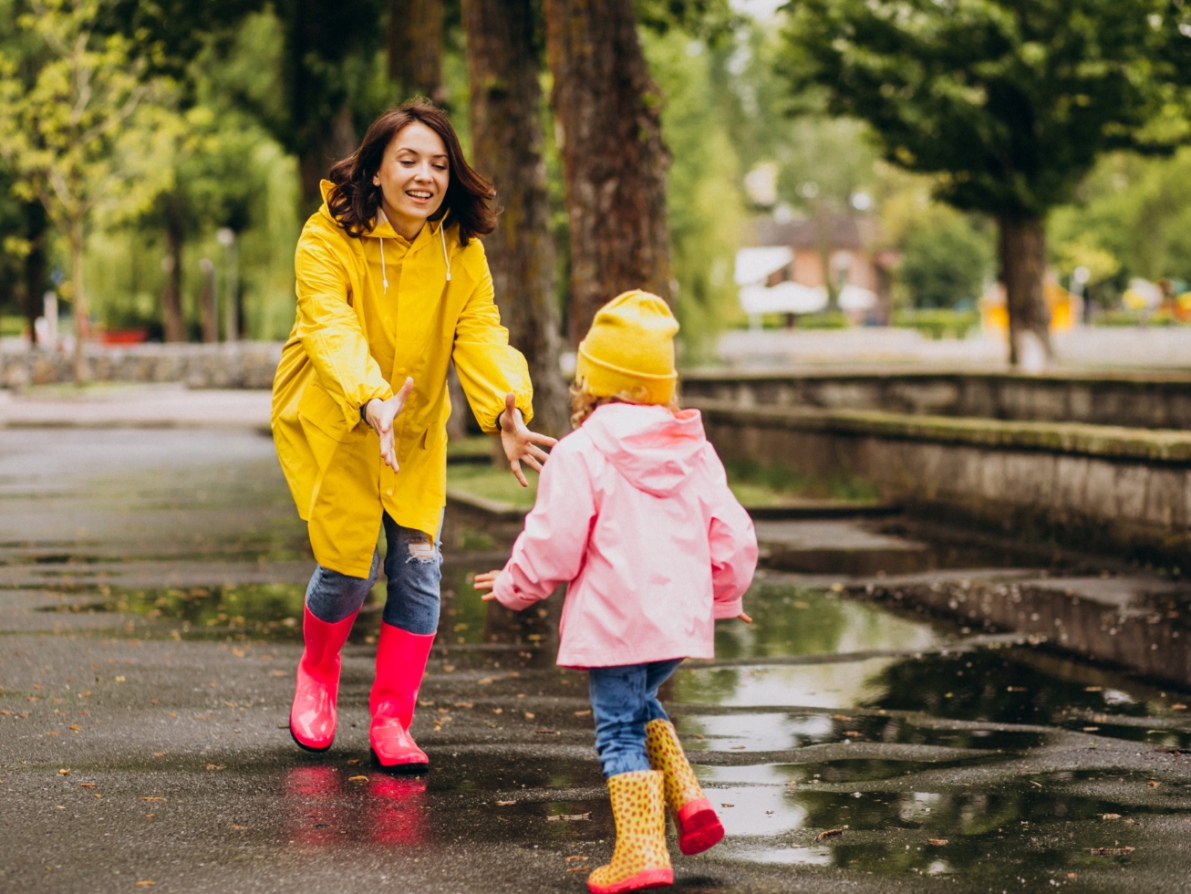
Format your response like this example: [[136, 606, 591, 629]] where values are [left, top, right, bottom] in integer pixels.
[[447, 462, 539, 508], [446, 453, 880, 510], [723, 458, 881, 504], [447, 435, 499, 461]]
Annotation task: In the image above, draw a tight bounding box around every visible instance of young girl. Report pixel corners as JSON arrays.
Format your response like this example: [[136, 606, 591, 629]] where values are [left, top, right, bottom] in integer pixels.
[[475, 291, 757, 894]]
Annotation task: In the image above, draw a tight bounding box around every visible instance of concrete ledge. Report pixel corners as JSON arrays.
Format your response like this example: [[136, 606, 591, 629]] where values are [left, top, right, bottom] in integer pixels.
[[683, 368, 1191, 430], [692, 399, 1191, 464], [691, 398, 1191, 564], [0, 342, 282, 389]]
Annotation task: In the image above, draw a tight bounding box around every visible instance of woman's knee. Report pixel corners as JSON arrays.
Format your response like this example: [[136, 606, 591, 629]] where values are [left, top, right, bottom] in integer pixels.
[[305, 554, 379, 623]]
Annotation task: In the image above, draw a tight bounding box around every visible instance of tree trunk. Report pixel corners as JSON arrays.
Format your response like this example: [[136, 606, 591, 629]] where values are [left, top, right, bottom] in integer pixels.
[[998, 215, 1053, 368], [162, 210, 187, 343], [463, 0, 569, 437], [542, 0, 673, 347], [298, 106, 360, 214], [69, 222, 90, 383], [198, 259, 218, 344], [388, 0, 445, 103], [18, 201, 48, 344]]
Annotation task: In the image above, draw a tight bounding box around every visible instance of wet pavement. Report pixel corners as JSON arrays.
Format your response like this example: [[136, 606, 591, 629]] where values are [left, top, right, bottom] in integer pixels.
[[3, 428, 1191, 893]]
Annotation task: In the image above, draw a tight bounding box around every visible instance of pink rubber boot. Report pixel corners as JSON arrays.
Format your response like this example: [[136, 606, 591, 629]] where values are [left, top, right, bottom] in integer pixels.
[[290, 607, 359, 752], [369, 622, 436, 772]]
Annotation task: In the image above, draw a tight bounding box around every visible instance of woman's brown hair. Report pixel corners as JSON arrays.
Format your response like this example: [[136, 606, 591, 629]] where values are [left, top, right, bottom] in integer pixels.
[[327, 100, 497, 243]]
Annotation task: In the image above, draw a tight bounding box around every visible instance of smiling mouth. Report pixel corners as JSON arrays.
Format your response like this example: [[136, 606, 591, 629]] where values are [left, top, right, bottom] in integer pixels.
[[407, 191, 433, 201]]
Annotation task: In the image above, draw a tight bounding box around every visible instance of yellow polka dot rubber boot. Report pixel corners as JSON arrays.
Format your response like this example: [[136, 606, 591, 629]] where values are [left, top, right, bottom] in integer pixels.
[[645, 719, 724, 855], [587, 770, 673, 894]]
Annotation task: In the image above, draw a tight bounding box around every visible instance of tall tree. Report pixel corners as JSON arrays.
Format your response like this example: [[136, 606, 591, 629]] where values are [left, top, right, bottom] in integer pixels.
[[462, 0, 568, 436], [0, 0, 174, 375], [542, 0, 674, 345], [781, 0, 1191, 364], [389, 0, 445, 103]]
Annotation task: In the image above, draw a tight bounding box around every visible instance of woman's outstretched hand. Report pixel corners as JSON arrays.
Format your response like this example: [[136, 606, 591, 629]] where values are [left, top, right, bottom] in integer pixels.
[[737, 612, 753, 624], [473, 569, 501, 601], [365, 377, 415, 473], [499, 392, 558, 487]]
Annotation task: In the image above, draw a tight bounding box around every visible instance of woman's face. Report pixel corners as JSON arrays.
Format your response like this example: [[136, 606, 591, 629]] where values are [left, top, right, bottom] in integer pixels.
[[373, 122, 450, 240]]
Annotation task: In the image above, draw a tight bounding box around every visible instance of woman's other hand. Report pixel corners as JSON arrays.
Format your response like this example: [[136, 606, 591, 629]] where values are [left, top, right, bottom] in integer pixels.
[[365, 377, 415, 473], [499, 392, 558, 487], [737, 612, 753, 623], [473, 569, 501, 601]]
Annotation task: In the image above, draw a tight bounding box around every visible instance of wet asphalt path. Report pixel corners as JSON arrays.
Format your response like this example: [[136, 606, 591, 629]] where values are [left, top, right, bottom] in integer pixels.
[[3, 429, 1191, 893]]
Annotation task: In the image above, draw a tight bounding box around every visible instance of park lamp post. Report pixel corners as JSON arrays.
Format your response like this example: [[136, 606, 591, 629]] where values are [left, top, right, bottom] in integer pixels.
[[1072, 266, 1091, 325], [216, 228, 238, 343]]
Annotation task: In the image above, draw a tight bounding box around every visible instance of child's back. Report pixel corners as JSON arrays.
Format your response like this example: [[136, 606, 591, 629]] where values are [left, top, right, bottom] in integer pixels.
[[478, 290, 756, 894], [493, 400, 756, 668]]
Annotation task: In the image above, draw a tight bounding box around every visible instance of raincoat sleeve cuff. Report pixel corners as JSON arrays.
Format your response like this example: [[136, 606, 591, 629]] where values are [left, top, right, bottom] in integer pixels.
[[492, 569, 538, 612], [714, 596, 744, 620]]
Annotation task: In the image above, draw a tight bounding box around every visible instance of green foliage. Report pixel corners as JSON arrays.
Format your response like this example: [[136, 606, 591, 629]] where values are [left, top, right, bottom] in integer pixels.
[[1050, 146, 1191, 291], [892, 308, 982, 339], [796, 311, 849, 329], [781, 0, 1191, 219], [898, 210, 993, 308], [645, 30, 747, 361]]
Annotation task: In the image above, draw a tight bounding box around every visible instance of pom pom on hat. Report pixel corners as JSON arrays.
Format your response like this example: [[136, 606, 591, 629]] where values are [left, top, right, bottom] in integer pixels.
[[575, 290, 678, 405]]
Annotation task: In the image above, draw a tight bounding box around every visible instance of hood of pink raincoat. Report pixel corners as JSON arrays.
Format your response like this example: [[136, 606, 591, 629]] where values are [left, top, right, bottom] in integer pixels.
[[581, 403, 708, 498]]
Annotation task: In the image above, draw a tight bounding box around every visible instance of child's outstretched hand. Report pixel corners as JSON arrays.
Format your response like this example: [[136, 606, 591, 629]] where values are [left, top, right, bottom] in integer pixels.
[[473, 569, 501, 601], [737, 612, 753, 623]]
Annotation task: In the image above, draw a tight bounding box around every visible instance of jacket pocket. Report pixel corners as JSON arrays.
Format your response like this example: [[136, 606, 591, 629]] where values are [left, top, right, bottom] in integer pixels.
[[297, 379, 362, 443]]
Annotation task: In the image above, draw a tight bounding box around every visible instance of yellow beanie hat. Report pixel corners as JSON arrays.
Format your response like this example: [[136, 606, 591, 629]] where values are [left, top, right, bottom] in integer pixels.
[[575, 290, 679, 405]]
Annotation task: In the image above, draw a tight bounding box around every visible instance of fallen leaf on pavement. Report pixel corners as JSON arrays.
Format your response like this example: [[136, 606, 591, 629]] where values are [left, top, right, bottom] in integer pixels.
[[141, 797, 167, 802], [573, 710, 591, 717], [565, 856, 586, 862], [816, 829, 843, 842], [547, 813, 591, 822], [230, 825, 249, 830], [57, 769, 70, 776], [1148, 780, 1161, 788], [205, 764, 226, 771], [135, 882, 154, 887], [348, 775, 367, 782], [928, 839, 948, 846], [1102, 813, 1121, 820], [79, 783, 95, 788], [495, 800, 515, 806]]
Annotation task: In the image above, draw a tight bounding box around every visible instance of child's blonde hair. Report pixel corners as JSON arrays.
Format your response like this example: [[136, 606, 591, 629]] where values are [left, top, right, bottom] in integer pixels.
[[569, 378, 681, 429]]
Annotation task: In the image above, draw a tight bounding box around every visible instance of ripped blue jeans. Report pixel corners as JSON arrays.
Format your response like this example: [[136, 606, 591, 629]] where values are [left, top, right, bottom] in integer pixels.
[[304, 513, 442, 635]]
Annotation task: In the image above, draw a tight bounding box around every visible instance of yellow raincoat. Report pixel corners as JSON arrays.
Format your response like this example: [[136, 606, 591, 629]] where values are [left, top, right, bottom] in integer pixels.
[[272, 180, 533, 578]]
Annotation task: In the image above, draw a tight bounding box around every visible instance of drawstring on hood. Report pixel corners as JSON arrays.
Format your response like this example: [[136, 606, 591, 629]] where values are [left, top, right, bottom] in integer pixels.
[[377, 215, 451, 293]]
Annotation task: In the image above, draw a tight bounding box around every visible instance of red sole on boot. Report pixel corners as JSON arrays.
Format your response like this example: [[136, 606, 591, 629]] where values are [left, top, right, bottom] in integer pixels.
[[586, 867, 673, 894], [370, 748, 429, 775], [676, 797, 724, 855]]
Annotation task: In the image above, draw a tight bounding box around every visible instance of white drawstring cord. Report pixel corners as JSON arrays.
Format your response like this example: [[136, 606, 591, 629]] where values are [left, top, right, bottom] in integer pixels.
[[379, 236, 389, 293], [439, 220, 451, 282]]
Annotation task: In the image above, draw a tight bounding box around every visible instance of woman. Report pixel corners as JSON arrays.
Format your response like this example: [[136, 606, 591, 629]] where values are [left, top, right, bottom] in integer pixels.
[[272, 100, 555, 771]]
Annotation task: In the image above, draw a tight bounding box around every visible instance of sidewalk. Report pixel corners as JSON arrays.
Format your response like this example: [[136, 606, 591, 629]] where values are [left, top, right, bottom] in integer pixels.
[[0, 382, 272, 430]]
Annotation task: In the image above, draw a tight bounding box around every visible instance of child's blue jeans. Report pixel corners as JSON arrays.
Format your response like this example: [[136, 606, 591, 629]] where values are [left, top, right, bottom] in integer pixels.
[[588, 659, 684, 778], [304, 512, 442, 636]]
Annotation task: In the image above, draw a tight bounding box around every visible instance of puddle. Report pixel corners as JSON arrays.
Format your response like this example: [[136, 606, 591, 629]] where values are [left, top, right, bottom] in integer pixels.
[[714, 769, 1180, 876]]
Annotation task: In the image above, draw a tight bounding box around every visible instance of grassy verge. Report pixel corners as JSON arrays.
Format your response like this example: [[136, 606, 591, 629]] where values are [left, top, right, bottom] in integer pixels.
[[447, 452, 880, 510]]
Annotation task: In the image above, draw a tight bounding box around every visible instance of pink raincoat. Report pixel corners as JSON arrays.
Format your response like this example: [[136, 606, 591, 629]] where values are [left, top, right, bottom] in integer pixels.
[[492, 403, 758, 668]]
